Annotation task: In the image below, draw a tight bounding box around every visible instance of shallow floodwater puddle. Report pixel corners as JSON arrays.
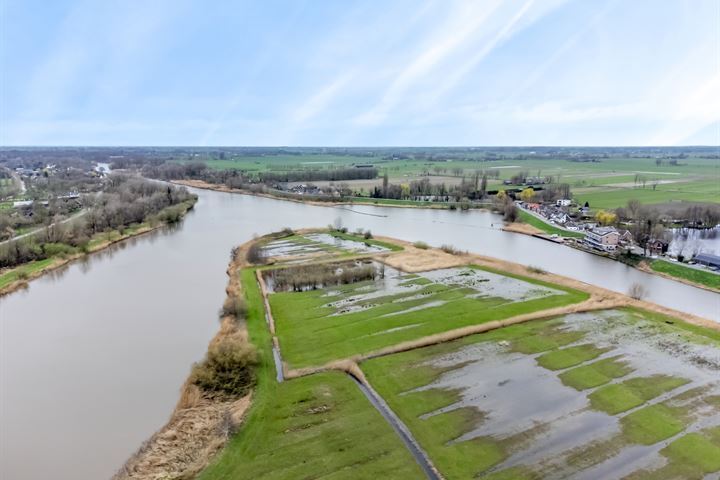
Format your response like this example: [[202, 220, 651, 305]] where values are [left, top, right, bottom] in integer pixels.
[[405, 309, 720, 477], [380, 300, 447, 318], [418, 267, 564, 302], [262, 239, 326, 258], [369, 323, 422, 337], [305, 233, 389, 253], [321, 266, 567, 319], [416, 343, 597, 441]]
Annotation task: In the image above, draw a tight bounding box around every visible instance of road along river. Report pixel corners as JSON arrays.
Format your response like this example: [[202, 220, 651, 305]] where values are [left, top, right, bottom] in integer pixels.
[[1, 186, 718, 480]]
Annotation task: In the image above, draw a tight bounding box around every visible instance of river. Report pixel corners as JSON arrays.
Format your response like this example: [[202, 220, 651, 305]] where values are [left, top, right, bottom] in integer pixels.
[[1, 187, 719, 480]]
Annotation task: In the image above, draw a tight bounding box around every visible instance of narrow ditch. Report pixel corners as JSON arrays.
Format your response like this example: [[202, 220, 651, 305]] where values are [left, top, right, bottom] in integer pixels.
[[348, 373, 442, 480], [256, 273, 440, 478]]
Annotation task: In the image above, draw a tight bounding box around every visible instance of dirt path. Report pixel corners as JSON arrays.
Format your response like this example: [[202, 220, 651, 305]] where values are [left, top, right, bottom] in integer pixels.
[[0, 209, 88, 246]]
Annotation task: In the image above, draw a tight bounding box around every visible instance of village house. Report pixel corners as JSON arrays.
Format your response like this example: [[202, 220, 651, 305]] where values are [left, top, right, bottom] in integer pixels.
[[647, 238, 669, 256], [555, 199, 572, 207], [583, 226, 620, 252]]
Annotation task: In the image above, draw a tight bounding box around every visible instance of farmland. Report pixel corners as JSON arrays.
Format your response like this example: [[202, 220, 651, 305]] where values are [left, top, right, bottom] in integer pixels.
[[192, 229, 719, 480], [185, 152, 719, 209]]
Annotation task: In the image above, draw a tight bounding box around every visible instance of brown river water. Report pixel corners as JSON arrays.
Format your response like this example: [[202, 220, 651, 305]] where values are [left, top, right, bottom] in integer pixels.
[[1, 187, 718, 479]]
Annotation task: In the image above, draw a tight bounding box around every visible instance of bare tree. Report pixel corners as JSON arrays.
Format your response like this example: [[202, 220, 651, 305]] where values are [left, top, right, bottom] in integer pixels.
[[628, 282, 647, 300]]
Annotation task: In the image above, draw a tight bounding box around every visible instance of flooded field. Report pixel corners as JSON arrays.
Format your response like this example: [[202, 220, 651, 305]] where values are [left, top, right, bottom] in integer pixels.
[[362, 309, 720, 479], [261, 232, 390, 261], [268, 262, 587, 368]]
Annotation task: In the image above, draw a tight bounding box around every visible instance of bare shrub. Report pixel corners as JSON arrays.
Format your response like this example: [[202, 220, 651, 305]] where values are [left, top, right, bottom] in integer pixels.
[[363, 230, 373, 239], [527, 265, 547, 274], [16, 269, 29, 280], [191, 336, 257, 397], [628, 282, 648, 300], [440, 244, 464, 255], [503, 202, 518, 222], [220, 296, 248, 319], [246, 242, 266, 264], [268, 262, 377, 291], [413, 241, 429, 250]]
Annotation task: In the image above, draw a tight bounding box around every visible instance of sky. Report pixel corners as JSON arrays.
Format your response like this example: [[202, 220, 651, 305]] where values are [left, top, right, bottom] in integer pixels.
[[1, 0, 718, 146]]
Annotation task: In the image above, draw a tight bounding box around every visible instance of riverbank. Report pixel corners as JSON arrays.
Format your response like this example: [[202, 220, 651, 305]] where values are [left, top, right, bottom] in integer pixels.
[[114, 239, 255, 480], [506, 215, 720, 294], [171, 178, 479, 210], [177, 179, 720, 297], [638, 259, 720, 293], [0, 198, 197, 297]]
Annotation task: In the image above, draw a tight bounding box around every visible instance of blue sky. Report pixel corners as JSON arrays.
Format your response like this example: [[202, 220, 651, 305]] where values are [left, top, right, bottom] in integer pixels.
[[1, 0, 718, 146]]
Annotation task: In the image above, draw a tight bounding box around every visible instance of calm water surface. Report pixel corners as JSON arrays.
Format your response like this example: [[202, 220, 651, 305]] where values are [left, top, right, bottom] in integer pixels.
[[1, 188, 718, 479]]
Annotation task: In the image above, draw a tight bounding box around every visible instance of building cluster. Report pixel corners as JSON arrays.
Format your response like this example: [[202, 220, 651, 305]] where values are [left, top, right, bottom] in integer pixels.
[[522, 201, 589, 232], [519, 199, 673, 256], [15, 164, 56, 178]]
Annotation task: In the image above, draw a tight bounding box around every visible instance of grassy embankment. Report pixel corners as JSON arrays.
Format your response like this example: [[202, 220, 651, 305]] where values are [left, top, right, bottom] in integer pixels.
[[0, 199, 196, 293], [649, 259, 720, 291], [198, 268, 423, 479], [269, 264, 588, 369], [517, 209, 584, 238], [360, 307, 720, 479]]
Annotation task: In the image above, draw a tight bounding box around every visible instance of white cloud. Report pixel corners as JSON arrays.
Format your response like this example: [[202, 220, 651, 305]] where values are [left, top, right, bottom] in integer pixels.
[[354, 0, 503, 126], [290, 73, 354, 124], [645, 72, 720, 146]]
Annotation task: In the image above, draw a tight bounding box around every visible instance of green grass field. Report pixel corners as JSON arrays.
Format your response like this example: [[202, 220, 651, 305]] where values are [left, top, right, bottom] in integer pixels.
[[198, 269, 423, 480], [650, 259, 720, 290], [269, 265, 588, 368], [187, 153, 719, 209]]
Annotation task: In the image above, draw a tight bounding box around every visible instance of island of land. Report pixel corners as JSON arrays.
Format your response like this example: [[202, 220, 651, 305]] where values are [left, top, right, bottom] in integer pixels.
[[118, 227, 720, 480]]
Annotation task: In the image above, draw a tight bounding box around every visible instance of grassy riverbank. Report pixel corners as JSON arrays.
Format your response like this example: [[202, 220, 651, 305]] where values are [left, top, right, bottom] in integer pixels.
[[649, 259, 720, 291], [0, 198, 196, 295]]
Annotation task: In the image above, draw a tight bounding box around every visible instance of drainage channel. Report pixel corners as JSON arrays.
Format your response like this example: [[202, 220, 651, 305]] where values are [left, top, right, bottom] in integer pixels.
[[257, 273, 438, 477], [349, 374, 442, 480], [271, 343, 284, 382]]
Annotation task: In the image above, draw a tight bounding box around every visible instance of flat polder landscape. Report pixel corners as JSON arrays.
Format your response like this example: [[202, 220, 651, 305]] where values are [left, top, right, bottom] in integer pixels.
[[3, 1, 719, 478], [180, 228, 720, 480]]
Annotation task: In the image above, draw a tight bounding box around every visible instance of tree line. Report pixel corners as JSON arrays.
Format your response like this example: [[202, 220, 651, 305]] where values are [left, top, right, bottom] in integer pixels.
[[0, 175, 195, 269]]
